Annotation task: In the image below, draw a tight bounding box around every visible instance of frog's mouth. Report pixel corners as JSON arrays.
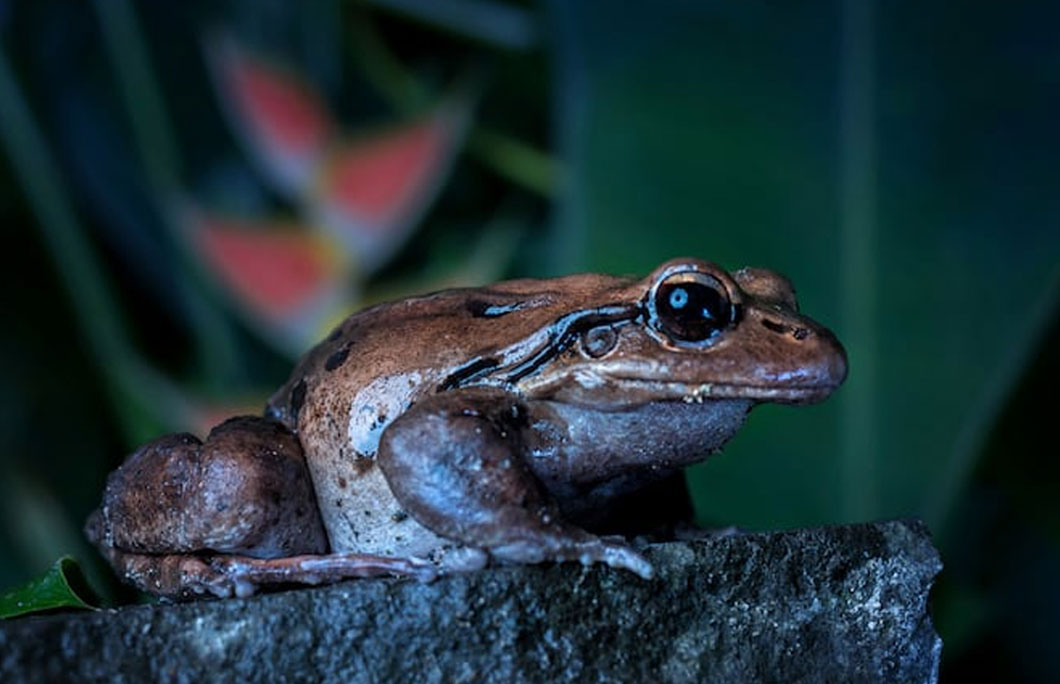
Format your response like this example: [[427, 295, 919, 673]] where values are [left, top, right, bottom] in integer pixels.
[[675, 381, 842, 405], [535, 372, 843, 410], [607, 377, 843, 406]]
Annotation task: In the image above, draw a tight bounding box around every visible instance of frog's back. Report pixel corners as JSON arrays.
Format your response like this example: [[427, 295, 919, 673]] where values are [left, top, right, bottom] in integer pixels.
[[265, 272, 633, 431]]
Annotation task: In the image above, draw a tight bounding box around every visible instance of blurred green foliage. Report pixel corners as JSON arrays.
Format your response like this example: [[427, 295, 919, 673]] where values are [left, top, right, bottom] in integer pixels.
[[1, 0, 1058, 680]]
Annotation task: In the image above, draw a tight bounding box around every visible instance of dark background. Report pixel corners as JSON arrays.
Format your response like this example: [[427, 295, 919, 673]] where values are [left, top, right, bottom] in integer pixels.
[[1, 1, 1058, 681]]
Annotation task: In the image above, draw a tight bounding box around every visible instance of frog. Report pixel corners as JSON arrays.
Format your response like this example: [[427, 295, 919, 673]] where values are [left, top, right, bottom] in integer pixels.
[[85, 258, 846, 599]]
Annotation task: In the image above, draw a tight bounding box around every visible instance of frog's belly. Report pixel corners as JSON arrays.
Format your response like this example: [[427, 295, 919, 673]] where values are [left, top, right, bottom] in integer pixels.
[[308, 454, 448, 559]]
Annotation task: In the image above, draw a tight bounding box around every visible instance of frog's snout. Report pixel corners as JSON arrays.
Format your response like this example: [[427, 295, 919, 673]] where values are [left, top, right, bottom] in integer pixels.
[[746, 306, 848, 403]]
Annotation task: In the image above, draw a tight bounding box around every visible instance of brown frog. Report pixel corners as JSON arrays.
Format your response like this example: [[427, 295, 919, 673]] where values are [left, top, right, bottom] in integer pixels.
[[86, 258, 846, 599]]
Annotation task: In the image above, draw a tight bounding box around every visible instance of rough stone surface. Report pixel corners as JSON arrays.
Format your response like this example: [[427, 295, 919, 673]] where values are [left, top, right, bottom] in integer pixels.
[[0, 519, 941, 683]]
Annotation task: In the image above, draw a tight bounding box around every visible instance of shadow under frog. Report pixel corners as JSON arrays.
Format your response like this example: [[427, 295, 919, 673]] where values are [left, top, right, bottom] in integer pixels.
[[85, 258, 847, 599]]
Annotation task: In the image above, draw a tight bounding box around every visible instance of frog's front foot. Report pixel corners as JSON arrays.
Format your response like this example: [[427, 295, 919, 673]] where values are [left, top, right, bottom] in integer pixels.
[[378, 388, 655, 580]]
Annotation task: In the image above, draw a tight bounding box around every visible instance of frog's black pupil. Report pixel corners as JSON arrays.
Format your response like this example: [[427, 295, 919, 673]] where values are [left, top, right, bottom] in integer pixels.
[[655, 278, 730, 342]]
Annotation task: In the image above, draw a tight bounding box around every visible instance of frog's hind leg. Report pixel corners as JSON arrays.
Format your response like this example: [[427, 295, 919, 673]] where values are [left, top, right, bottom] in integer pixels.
[[87, 416, 434, 599], [376, 388, 654, 579]]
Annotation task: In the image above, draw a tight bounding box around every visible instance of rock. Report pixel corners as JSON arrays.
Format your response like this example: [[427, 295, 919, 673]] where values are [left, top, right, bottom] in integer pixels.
[[0, 519, 941, 683]]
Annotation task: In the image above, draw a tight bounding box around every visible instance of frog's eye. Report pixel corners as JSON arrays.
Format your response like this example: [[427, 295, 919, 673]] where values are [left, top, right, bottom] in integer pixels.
[[650, 271, 734, 344]]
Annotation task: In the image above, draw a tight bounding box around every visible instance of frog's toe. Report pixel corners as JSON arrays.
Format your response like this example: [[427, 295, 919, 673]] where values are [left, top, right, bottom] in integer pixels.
[[596, 543, 654, 580], [492, 535, 654, 579]]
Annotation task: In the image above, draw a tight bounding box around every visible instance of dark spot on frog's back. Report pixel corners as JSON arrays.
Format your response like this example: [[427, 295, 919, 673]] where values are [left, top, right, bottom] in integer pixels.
[[325, 343, 352, 371], [289, 378, 307, 417]]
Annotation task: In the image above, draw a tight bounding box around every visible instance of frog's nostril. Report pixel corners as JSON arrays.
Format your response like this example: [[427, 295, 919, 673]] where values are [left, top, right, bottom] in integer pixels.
[[761, 317, 813, 342], [760, 319, 789, 334]]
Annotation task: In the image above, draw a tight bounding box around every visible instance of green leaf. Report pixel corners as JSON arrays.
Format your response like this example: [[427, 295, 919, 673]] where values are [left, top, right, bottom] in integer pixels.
[[0, 557, 98, 619]]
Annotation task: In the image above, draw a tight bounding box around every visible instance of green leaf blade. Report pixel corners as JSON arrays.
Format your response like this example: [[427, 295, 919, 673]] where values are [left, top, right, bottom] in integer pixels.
[[0, 557, 98, 619]]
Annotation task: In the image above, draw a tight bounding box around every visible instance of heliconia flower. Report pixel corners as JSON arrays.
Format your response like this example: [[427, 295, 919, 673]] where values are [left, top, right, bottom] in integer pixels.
[[311, 98, 470, 271], [183, 206, 354, 353], [205, 34, 335, 198], [204, 35, 472, 274]]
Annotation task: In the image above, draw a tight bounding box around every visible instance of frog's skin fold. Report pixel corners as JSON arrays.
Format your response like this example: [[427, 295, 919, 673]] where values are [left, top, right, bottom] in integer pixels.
[[86, 258, 847, 599]]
